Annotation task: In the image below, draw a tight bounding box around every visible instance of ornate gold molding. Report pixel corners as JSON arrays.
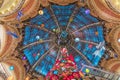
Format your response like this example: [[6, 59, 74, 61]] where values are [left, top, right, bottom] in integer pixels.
[[105, 0, 120, 13], [87, 0, 120, 23], [40, 0, 78, 7], [101, 59, 120, 74], [2, 57, 26, 80], [0, 24, 20, 59], [0, 0, 40, 22], [48, 0, 77, 6], [0, 0, 25, 17], [108, 26, 120, 56]]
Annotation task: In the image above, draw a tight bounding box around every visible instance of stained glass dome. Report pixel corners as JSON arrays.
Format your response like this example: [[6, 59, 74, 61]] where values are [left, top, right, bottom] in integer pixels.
[[22, 4, 105, 76]]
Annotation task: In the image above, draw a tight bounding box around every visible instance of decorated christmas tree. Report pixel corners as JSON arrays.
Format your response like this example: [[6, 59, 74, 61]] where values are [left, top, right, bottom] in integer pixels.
[[45, 48, 84, 80]]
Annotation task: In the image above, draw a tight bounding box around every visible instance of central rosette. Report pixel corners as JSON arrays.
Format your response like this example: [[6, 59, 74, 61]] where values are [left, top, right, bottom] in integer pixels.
[[56, 30, 71, 46]]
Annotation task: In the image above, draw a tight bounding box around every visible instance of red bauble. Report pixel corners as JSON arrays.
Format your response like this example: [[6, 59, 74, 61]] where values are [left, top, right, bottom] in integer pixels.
[[65, 63, 71, 68], [89, 44, 93, 48], [55, 59, 60, 64], [63, 76, 71, 80], [50, 75, 59, 80], [72, 72, 80, 78], [69, 54, 74, 61], [68, 75, 74, 79], [32, 53, 37, 57]]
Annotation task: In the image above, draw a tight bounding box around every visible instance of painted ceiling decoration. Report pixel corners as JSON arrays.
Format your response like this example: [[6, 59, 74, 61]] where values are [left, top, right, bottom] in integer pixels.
[[105, 0, 120, 13], [87, 0, 120, 22], [0, 0, 120, 80], [0, 0, 40, 22], [0, 0, 25, 17]]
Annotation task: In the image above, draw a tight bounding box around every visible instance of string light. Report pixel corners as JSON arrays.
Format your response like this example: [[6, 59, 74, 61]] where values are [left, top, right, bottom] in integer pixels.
[[1, 11, 4, 14], [36, 35, 40, 40], [85, 9, 90, 14], [118, 38, 120, 43], [25, 76, 30, 80], [85, 68, 90, 73], [9, 66, 14, 70], [115, 0, 120, 5], [7, 76, 14, 80], [39, 10, 44, 15], [75, 38, 80, 42], [12, 3, 16, 6]]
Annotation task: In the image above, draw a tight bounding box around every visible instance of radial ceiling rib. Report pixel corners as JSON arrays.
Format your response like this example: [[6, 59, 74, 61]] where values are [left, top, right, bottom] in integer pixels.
[[56, 47, 61, 60], [81, 64, 110, 74], [19, 39, 52, 50], [47, 5, 61, 31], [24, 23, 54, 34], [81, 64, 120, 79], [78, 40, 98, 46], [72, 21, 105, 34], [29, 45, 56, 72], [70, 45, 92, 65], [66, 5, 79, 31]]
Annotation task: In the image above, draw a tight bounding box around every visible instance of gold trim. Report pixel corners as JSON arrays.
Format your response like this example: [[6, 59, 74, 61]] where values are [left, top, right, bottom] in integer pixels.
[[0, 0, 25, 17], [105, 0, 120, 14]]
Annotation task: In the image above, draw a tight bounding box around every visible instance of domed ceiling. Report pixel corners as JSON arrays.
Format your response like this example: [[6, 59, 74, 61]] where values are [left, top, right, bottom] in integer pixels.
[[0, 0, 120, 80], [22, 4, 105, 76]]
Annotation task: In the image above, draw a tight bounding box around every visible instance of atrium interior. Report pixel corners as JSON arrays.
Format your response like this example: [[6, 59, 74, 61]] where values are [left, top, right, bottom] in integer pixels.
[[0, 0, 120, 80]]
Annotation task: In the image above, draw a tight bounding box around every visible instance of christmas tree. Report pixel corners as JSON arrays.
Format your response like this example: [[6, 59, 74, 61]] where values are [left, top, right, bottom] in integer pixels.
[[45, 48, 84, 80]]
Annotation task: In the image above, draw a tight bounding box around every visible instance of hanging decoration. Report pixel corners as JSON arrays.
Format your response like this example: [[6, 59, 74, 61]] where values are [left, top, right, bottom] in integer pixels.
[[7, 31, 18, 38], [16, 10, 23, 21]]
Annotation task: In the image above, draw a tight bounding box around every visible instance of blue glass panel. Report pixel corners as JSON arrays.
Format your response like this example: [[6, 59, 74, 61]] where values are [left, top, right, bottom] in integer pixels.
[[52, 4, 75, 27]]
